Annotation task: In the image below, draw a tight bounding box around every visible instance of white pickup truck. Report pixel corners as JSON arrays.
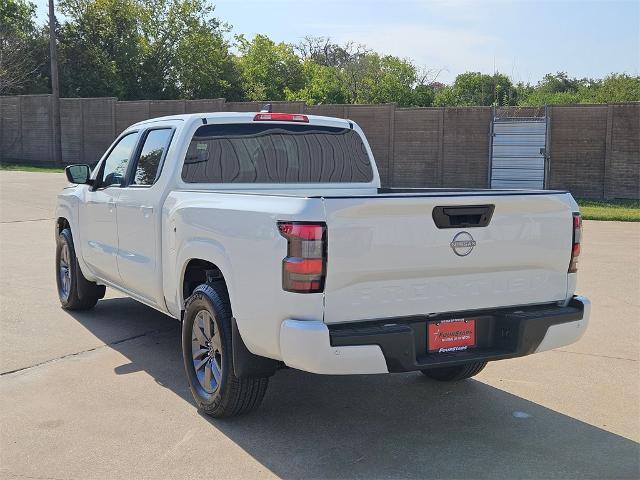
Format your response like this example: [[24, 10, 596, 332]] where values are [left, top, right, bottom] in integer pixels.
[[56, 110, 590, 417]]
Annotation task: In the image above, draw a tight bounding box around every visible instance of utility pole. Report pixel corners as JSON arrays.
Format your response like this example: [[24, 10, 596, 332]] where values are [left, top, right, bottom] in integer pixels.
[[48, 0, 62, 165]]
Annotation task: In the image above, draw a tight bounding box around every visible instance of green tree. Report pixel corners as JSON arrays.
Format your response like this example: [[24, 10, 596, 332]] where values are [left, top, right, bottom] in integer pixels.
[[358, 54, 417, 106], [292, 39, 438, 107], [518, 72, 640, 105], [285, 59, 348, 105], [537, 72, 583, 94], [173, 16, 240, 100], [0, 0, 48, 94], [137, 0, 235, 99], [411, 84, 437, 106], [517, 72, 585, 105], [434, 72, 516, 106], [236, 34, 303, 101], [57, 0, 235, 99], [58, 0, 143, 98], [295, 37, 376, 104], [517, 89, 582, 106], [587, 74, 640, 103], [5, 6, 639, 108]]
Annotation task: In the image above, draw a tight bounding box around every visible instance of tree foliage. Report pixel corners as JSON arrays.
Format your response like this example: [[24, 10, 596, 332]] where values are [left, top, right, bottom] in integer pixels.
[[434, 72, 517, 107], [57, 0, 237, 99], [1, 2, 638, 106], [290, 36, 439, 107], [285, 59, 348, 105], [518, 72, 640, 105], [235, 34, 303, 101], [0, 0, 48, 94]]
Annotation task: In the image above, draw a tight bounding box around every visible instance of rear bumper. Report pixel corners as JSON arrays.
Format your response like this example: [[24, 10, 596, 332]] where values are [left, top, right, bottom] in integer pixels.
[[279, 296, 590, 375]]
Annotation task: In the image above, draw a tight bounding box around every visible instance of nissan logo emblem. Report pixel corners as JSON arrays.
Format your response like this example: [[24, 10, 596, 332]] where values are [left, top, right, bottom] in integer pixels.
[[450, 231, 476, 256]]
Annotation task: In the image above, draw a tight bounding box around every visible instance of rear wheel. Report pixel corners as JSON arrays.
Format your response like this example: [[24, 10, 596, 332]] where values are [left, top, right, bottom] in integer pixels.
[[420, 361, 487, 381], [56, 228, 105, 310], [182, 283, 268, 418]]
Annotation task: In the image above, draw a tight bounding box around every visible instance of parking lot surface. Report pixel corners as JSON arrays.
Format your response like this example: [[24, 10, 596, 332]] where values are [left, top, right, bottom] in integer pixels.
[[1, 170, 638, 479]]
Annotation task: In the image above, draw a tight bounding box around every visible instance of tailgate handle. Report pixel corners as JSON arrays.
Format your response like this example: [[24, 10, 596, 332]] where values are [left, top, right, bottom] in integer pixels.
[[432, 205, 495, 228]]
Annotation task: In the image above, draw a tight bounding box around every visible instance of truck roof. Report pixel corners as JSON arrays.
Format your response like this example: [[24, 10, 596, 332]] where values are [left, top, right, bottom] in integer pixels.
[[130, 111, 353, 129]]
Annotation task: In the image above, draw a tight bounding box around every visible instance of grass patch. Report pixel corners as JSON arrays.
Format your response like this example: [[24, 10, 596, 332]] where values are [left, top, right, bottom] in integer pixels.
[[0, 163, 65, 173], [577, 198, 640, 222]]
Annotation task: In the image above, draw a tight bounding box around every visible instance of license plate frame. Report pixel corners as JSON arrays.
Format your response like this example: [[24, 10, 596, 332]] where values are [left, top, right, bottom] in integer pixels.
[[428, 318, 476, 353]]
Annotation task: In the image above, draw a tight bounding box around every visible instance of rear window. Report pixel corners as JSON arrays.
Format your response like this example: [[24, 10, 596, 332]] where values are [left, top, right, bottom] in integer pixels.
[[181, 123, 373, 184]]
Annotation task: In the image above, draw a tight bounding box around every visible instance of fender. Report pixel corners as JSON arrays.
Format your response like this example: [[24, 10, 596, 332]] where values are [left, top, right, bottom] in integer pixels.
[[55, 191, 98, 283], [173, 237, 281, 361], [173, 237, 235, 316]]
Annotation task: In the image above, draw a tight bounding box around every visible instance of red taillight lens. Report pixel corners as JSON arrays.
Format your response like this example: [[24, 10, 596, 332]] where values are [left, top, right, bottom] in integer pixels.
[[569, 212, 581, 273], [278, 221, 326, 293], [278, 223, 323, 240], [254, 113, 309, 123], [283, 258, 323, 274]]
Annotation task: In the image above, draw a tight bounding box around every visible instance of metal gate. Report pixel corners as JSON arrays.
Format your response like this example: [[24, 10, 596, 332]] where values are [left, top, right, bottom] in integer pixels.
[[490, 115, 548, 189]]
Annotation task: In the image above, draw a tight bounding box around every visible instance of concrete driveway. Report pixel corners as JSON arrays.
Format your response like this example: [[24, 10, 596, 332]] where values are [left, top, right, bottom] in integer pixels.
[[1, 171, 638, 479]]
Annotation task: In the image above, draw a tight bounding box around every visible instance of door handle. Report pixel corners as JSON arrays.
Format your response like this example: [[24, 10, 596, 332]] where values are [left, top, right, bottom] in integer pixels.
[[432, 205, 495, 228], [140, 205, 154, 218], [107, 200, 116, 213]]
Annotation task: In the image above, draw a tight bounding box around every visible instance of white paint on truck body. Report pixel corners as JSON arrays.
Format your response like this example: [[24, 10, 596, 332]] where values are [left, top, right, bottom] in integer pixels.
[[322, 192, 575, 323], [56, 112, 589, 372]]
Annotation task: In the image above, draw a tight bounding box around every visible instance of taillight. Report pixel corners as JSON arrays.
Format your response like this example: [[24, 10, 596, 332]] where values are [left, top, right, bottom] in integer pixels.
[[569, 212, 581, 273], [254, 113, 309, 123], [278, 221, 326, 293]]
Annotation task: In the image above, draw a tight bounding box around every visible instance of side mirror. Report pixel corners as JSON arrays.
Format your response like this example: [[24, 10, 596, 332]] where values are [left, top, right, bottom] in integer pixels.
[[65, 164, 91, 184]]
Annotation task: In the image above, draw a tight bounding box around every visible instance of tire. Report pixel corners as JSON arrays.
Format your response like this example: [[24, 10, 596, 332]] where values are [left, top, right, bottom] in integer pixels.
[[56, 228, 105, 310], [182, 283, 269, 418], [420, 361, 487, 382]]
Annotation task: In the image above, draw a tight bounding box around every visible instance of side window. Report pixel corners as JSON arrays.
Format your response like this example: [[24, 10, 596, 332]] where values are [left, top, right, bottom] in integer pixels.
[[99, 133, 139, 187], [131, 128, 173, 186]]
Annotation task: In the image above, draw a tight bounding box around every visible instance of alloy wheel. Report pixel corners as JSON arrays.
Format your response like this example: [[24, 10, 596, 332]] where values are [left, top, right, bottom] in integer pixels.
[[191, 310, 223, 394], [59, 244, 71, 301]]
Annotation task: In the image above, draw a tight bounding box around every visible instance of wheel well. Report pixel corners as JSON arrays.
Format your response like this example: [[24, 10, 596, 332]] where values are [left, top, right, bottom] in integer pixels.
[[182, 259, 226, 303], [56, 217, 70, 234]]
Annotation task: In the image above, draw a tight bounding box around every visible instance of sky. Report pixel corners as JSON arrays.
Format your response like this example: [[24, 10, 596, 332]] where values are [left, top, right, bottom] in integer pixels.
[[34, 0, 640, 84]]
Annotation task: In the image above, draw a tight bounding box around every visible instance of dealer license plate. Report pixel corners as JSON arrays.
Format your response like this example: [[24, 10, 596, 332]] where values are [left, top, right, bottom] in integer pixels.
[[428, 318, 476, 353]]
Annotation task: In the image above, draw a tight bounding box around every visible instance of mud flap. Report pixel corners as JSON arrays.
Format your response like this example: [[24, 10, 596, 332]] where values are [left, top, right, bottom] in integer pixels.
[[232, 318, 280, 378]]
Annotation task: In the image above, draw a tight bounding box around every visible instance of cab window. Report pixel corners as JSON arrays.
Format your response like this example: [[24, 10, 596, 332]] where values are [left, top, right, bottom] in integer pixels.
[[181, 124, 373, 184], [99, 132, 139, 188], [131, 128, 173, 186]]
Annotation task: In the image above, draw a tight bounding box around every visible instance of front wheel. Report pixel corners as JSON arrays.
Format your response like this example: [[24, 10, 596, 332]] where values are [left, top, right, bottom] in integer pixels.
[[182, 283, 268, 418], [420, 361, 487, 381], [56, 228, 105, 310]]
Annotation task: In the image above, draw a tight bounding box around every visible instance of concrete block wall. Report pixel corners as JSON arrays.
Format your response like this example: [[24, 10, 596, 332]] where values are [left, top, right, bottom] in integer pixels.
[[185, 99, 225, 114], [342, 104, 395, 185], [20, 95, 54, 164], [0, 96, 22, 162], [605, 104, 639, 199], [441, 107, 492, 188], [547, 105, 608, 198], [0, 95, 638, 199], [393, 108, 443, 187]]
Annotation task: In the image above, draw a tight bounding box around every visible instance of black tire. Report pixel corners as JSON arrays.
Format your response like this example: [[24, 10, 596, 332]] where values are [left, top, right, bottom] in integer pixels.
[[56, 228, 105, 310], [182, 283, 269, 418], [420, 361, 487, 382]]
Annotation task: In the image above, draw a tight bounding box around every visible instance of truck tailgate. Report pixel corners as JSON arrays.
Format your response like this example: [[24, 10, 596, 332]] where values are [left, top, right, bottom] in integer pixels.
[[322, 192, 574, 323]]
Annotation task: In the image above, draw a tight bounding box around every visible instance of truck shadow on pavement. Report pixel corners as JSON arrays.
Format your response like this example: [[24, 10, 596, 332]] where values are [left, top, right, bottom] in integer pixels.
[[70, 297, 639, 480]]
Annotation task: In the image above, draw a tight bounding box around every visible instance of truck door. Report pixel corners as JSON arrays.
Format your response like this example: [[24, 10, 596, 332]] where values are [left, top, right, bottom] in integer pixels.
[[115, 127, 174, 305], [80, 132, 139, 284]]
